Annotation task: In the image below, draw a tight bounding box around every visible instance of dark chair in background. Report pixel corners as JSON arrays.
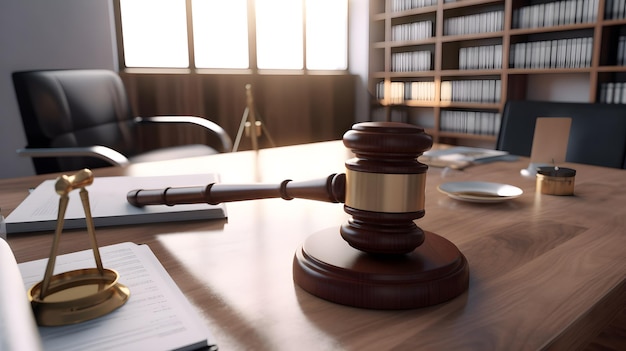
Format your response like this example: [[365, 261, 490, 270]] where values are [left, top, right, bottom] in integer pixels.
[[497, 100, 626, 169], [13, 69, 233, 174]]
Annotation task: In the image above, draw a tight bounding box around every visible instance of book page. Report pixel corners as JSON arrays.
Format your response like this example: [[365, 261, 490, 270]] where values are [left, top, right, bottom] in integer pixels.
[[18, 242, 215, 351], [0, 239, 43, 351], [6, 174, 227, 234]]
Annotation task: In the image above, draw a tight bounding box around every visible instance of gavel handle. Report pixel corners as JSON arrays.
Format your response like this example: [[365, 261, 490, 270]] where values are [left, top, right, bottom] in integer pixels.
[[127, 173, 346, 207]]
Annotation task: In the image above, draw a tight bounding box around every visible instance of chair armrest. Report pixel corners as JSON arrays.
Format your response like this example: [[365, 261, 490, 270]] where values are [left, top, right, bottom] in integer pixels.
[[16, 146, 130, 167], [137, 116, 233, 153]]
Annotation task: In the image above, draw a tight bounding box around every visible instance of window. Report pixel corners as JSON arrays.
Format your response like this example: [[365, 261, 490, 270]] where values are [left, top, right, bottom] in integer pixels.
[[116, 0, 348, 71], [192, 0, 249, 69], [118, 0, 189, 68]]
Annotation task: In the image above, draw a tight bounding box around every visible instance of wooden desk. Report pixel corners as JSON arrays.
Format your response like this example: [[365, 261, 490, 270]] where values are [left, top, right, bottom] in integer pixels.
[[3, 141, 625, 350]]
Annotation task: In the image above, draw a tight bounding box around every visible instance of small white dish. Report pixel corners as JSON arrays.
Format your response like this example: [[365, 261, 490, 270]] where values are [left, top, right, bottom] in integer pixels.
[[437, 181, 523, 203]]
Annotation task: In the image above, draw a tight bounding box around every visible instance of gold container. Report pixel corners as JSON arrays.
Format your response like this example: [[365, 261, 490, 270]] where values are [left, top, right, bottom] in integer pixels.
[[536, 167, 576, 195]]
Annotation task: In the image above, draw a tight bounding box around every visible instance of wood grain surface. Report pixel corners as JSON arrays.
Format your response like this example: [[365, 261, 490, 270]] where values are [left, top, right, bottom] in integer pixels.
[[3, 140, 625, 350]]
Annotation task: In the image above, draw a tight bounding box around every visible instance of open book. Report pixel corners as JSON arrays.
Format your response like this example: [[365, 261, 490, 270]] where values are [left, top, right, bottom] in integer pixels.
[[5, 174, 226, 234], [0, 239, 216, 351]]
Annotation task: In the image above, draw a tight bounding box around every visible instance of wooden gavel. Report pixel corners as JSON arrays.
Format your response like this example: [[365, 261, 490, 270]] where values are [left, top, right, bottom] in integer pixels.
[[127, 173, 346, 207], [127, 122, 433, 255]]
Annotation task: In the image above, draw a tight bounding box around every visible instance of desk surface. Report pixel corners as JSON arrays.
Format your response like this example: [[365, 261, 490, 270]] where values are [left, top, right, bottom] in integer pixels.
[[3, 141, 625, 350]]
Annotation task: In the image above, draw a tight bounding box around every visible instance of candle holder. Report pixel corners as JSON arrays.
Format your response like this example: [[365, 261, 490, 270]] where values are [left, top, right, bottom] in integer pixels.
[[27, 169, 129, 326], [536, 166, 576, 195]]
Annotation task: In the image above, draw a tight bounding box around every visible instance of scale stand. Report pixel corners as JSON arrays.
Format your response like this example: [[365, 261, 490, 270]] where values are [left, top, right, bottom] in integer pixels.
[[28, 169, 129, 326], [232, 84, 276, 151]]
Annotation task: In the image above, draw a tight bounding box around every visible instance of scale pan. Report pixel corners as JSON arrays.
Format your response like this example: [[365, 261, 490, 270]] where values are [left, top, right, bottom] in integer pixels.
[[28, 268, 130, 326]]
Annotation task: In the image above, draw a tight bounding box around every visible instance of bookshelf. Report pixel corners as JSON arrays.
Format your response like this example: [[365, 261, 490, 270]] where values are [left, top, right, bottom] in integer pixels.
[[369, 0, 626, 146]]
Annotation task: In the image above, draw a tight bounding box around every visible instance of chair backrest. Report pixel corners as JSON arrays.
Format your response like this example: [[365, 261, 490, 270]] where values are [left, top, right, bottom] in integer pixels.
[[13, 69, 138, 173], [497, 100, 626, 169]]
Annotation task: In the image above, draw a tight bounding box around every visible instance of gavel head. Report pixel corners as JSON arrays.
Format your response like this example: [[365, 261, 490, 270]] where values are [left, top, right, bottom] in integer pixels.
[[339, 122, 433, 255]]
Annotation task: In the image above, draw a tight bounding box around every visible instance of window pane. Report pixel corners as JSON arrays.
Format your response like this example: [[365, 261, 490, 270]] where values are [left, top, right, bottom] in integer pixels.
[[192, 0, 249, 69], [306, 0, 348, 70], [255, 0, 303, 69], [119, 0, 189, 68]]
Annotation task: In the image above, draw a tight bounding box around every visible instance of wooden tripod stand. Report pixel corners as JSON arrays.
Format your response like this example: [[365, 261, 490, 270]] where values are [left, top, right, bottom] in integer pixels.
[[232, 84, 276, 151]]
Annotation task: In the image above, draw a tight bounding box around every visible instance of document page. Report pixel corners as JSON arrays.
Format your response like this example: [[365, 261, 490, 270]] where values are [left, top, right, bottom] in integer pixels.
[[18, 242, 215, 351], [0, 239, 43, 351]]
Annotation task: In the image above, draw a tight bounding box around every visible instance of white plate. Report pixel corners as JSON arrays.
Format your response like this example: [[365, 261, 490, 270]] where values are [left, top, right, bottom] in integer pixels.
[[437, 181, 523, 203]]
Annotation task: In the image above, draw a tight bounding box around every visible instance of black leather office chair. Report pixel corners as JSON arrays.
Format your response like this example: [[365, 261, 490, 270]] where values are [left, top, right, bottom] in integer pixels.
[[497, 100, 626, 169], [13, 69, 233, 174]]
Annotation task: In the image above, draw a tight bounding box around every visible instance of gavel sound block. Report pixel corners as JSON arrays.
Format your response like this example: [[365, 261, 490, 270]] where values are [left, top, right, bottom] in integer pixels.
[[127, 122, 469, 309]]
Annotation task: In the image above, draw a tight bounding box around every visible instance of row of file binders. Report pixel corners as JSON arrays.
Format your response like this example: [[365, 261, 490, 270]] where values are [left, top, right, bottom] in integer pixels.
[[441, 80, 501, 103], [444, 11, 503, 36], [459, 44, 503, 70], [598, 82, 626, 104], [375, 80, 501, 104], [376, 81, 436, 103], [513, 0, 598, 29], [391, 20, 433, 41], [392, 51, 432, 72], [509, 37, 593, 69], [388, 0, 438, 12], [440, 110, 502, 136]]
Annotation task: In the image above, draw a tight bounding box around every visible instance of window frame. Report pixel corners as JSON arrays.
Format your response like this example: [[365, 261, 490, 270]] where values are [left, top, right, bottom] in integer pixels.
[[112, 0, 350, 75]]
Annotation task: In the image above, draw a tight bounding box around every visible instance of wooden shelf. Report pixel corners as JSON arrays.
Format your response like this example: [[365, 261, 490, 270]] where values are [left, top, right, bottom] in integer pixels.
[[438, 131, 498, 140], [442, 31, 505, 42], [369, 0, 626, 146], [387, 38, 438, 47]]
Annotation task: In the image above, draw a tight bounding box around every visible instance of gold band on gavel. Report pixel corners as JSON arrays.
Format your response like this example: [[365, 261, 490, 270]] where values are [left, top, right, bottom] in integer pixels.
[[345, 169, 426, 213]]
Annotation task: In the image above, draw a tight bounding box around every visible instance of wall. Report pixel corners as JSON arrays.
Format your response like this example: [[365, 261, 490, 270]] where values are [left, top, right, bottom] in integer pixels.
[[121, 73, 357, 151], [0, 0, 117, 179]]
